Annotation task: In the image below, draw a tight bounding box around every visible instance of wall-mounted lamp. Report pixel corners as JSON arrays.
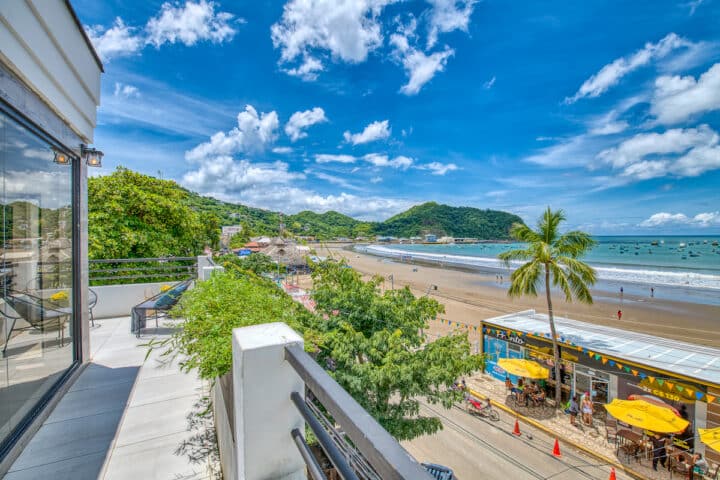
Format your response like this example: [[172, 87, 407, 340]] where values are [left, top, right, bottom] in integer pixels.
[[81, 144, 103, 167], [53, 148, 71, 165]]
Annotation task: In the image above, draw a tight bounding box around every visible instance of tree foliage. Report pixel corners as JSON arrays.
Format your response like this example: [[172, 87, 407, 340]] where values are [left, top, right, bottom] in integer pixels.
[[375, 201, 524, 239], [498, 207, 596, 405], [88, 167, 220, 259], [160, 259, 483, 442], [215, 253, 278, 276], [165, 270, 317, 380], [310, 261, 485, 440]]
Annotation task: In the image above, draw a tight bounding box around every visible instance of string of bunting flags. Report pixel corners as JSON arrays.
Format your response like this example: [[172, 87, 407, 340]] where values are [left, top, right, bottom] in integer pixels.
[[430, 318, 720, 406]]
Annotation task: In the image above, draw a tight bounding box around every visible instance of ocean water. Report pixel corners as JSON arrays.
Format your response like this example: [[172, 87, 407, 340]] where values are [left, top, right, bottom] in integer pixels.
[[358, 236, 720, 305]]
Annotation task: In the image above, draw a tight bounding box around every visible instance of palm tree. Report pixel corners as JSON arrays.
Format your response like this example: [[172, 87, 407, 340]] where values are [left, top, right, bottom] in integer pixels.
[[498, 207, 597, 406]]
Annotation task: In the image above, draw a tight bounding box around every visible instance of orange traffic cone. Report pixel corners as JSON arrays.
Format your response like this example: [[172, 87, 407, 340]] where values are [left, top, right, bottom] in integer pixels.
[[608, 467, 616, 480], [552, 438, 562, 458], [512, 418, 521, 436]]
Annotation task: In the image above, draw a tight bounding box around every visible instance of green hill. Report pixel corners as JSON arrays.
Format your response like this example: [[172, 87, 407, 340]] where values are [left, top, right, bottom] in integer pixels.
[[89, 169, 522, 256], [374, 202, 523, 239]]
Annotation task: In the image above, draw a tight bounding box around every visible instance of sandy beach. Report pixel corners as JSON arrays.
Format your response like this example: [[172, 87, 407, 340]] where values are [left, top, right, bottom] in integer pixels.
[[312, 245, 720, 348]]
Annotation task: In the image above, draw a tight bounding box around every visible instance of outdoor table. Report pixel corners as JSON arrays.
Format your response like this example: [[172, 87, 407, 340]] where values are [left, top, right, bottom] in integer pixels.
[[616, 429, 648, 463]]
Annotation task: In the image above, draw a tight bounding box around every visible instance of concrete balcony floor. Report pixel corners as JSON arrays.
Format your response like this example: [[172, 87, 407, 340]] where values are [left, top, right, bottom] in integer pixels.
[[5, 316, 217, 480]]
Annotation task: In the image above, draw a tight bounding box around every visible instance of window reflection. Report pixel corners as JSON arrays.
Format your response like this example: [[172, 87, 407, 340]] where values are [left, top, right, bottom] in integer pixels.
[[0, 110, 75, 446]]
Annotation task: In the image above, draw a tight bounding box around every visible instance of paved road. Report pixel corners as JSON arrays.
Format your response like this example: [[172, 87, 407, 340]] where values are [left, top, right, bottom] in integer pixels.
[[403, 402, 633, 480]]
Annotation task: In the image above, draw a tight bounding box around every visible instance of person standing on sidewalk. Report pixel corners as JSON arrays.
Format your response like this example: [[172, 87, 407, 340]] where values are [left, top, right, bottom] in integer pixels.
[[566, 396, 579, 426], [651, 433, 668, 471]]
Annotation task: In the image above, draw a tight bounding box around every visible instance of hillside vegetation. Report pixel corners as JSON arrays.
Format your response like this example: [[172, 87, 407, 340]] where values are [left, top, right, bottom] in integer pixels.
[[89, 169, 522, 257], [375, 202, 523, 239]]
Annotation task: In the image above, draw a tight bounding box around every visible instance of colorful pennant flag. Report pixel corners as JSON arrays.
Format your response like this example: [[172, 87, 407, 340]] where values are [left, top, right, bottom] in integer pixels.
[[632, 370, 638, 376], [707, 394, 716, 403], [648, 376, 656, 384], [695, 391, 703, 400], [657, 379, 664, 386], [602, 357, 608, 365], [609, 360, 615, 367], [666, 382, 674, 390]]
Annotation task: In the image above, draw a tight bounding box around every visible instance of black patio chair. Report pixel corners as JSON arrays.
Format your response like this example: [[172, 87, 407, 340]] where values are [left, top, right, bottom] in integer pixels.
[[89, 288, 98, 327], [2, 292, 70, 354]]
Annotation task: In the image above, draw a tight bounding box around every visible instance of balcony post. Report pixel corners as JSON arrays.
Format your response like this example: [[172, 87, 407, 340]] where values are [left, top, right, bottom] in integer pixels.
[[232, 323, 306, 480]]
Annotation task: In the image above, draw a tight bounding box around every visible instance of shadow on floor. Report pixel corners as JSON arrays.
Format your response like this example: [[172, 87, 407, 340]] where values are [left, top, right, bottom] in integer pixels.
[[4, 363, 140, 480]]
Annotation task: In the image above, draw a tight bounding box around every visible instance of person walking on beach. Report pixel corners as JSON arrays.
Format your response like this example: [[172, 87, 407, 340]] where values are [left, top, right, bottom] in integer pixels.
[[620, 286, 623, 296], [617, 309, 622, 320], [650, 287, 654, 298]]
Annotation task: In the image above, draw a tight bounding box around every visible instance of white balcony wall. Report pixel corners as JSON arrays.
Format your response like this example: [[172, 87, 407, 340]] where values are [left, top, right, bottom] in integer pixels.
[[0, 0, 102, 143]]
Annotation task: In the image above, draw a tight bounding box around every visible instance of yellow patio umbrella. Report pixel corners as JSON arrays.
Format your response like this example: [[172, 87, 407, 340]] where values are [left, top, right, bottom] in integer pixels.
[[604, 399, 689, 434], [699, 427, 720, 453], [497, 358, 549, 379]]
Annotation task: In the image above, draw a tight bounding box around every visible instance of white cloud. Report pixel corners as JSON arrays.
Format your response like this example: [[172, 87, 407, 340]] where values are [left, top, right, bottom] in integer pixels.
[[417, 161, 458, 175], [85, 1, 237, 62], [285, 107, 328, 142], [185, 105, 279, 162], [113, 82, 140, 98], [183, 157, 303, 192], [284, 56, 324, 81], [686, 0, 705, 15], [370, 176, 383, 183], [85, 18, 143, 62], [391, 31, 454, 95], [426, 0, 477, 49], [589, 121, 629, 136], [315, 154, 357, 164], [651, 63, 720, 125], [483, 76, 496, 89], [566, 33, 693, 103], [343, 120, 391, 145], [271, 0, 397, 79], [597, 125, 720, 180], [272, 146, 293, 154], [639, 211, 720, 227], [146, 0, 237, 47], [363, 153, 413, 169], [310, 171, 361, 190]]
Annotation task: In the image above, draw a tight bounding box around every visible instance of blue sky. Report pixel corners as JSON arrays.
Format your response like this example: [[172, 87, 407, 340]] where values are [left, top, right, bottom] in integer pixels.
[[75, 0, 720, 233]]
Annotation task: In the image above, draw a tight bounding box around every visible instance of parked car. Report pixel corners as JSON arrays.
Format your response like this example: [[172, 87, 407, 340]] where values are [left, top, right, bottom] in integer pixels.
[[422, 462, 455, 480]]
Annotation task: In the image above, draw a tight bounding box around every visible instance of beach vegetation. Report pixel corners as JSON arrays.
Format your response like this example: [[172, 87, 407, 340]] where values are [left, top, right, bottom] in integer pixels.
[[499, 207, 596, 405], [310, 261, 485, 440], [88, 167, 221, 259], [154, 259, 483, 442]]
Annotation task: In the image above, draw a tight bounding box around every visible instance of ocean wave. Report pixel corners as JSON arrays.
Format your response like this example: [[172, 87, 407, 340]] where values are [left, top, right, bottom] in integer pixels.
[[358, 245, 720, 291]]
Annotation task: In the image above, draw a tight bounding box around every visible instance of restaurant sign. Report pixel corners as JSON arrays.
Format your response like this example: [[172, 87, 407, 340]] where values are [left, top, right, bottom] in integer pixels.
[[495, 330, 525, 346]]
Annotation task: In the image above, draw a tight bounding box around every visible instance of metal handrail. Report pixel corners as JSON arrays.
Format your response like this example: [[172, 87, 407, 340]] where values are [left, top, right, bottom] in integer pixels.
[[284, 344, 433, 480], [89, 257, 196, 263]]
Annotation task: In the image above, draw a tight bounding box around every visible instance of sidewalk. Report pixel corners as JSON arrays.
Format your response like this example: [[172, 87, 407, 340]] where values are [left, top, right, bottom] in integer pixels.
[[466, 373, 694, 480]]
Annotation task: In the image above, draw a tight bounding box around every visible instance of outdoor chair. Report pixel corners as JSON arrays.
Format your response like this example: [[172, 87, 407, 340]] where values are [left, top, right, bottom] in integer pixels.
[[131, 280, 191, 336], [605, 418, 618, 444], [2, 292, 70, 354]]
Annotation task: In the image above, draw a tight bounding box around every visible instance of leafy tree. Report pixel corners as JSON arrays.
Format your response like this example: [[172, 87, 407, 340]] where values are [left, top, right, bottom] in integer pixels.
[[163, 270, 316, 380], [228, 232, 248, 249], [498, 207, 596, 405], [88, 167, 220, 259], [310, 261, 484, 440], [216, 253, 278, 276]]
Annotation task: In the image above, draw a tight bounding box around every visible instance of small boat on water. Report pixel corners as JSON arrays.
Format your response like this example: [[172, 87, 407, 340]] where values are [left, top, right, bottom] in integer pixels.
[[679, 242, 686, 248], [681, 255, 687, 259], [651, 240, 659, 246], [689, 252, 701, 257], [713, 241, 719, 246]]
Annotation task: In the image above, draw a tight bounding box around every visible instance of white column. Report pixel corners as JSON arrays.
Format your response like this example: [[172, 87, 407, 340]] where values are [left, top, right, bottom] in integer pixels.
[[233, 323, 306, 480]]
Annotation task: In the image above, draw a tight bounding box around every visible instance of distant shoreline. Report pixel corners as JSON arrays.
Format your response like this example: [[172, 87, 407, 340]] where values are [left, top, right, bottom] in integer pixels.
[[322, 245, 720, 348]]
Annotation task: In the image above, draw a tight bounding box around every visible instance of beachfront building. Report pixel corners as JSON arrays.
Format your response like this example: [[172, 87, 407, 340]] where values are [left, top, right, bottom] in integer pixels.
[[424, 234, 437, 243], [0, 0, 102, 472], [481, 310, 720, 463]]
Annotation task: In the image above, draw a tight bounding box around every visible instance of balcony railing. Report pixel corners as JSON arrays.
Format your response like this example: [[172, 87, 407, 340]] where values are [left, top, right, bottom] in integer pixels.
[[224, 323, 434, 480], [89, 257, 197, 285]]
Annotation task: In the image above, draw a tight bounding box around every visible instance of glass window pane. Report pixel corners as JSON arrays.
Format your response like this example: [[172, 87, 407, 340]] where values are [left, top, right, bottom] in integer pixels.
[[0, 110, 75, 447]]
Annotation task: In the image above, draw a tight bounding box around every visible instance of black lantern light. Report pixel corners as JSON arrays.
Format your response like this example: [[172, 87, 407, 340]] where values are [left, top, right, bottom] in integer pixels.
[[81, 144, 104, 167]]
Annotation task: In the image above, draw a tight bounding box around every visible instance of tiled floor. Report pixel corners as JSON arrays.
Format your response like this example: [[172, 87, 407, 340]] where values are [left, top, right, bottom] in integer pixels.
[[5, 317, 216, 480]]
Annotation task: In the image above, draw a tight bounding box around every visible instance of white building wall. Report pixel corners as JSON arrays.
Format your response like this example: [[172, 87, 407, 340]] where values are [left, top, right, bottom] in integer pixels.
[[0, 0, 102, 142]]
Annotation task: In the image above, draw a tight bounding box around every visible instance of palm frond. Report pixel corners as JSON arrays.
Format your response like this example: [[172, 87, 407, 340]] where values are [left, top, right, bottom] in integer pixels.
[[507, 260, 542, 298], [548, 263, 573, 302], [498, 247, 533, 268], [509, 223, 542, 243], [538, 207, 565, 244], [565, 268, 594, 304], [555, 231, 597, 258], [557, 256, 597, 285]]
